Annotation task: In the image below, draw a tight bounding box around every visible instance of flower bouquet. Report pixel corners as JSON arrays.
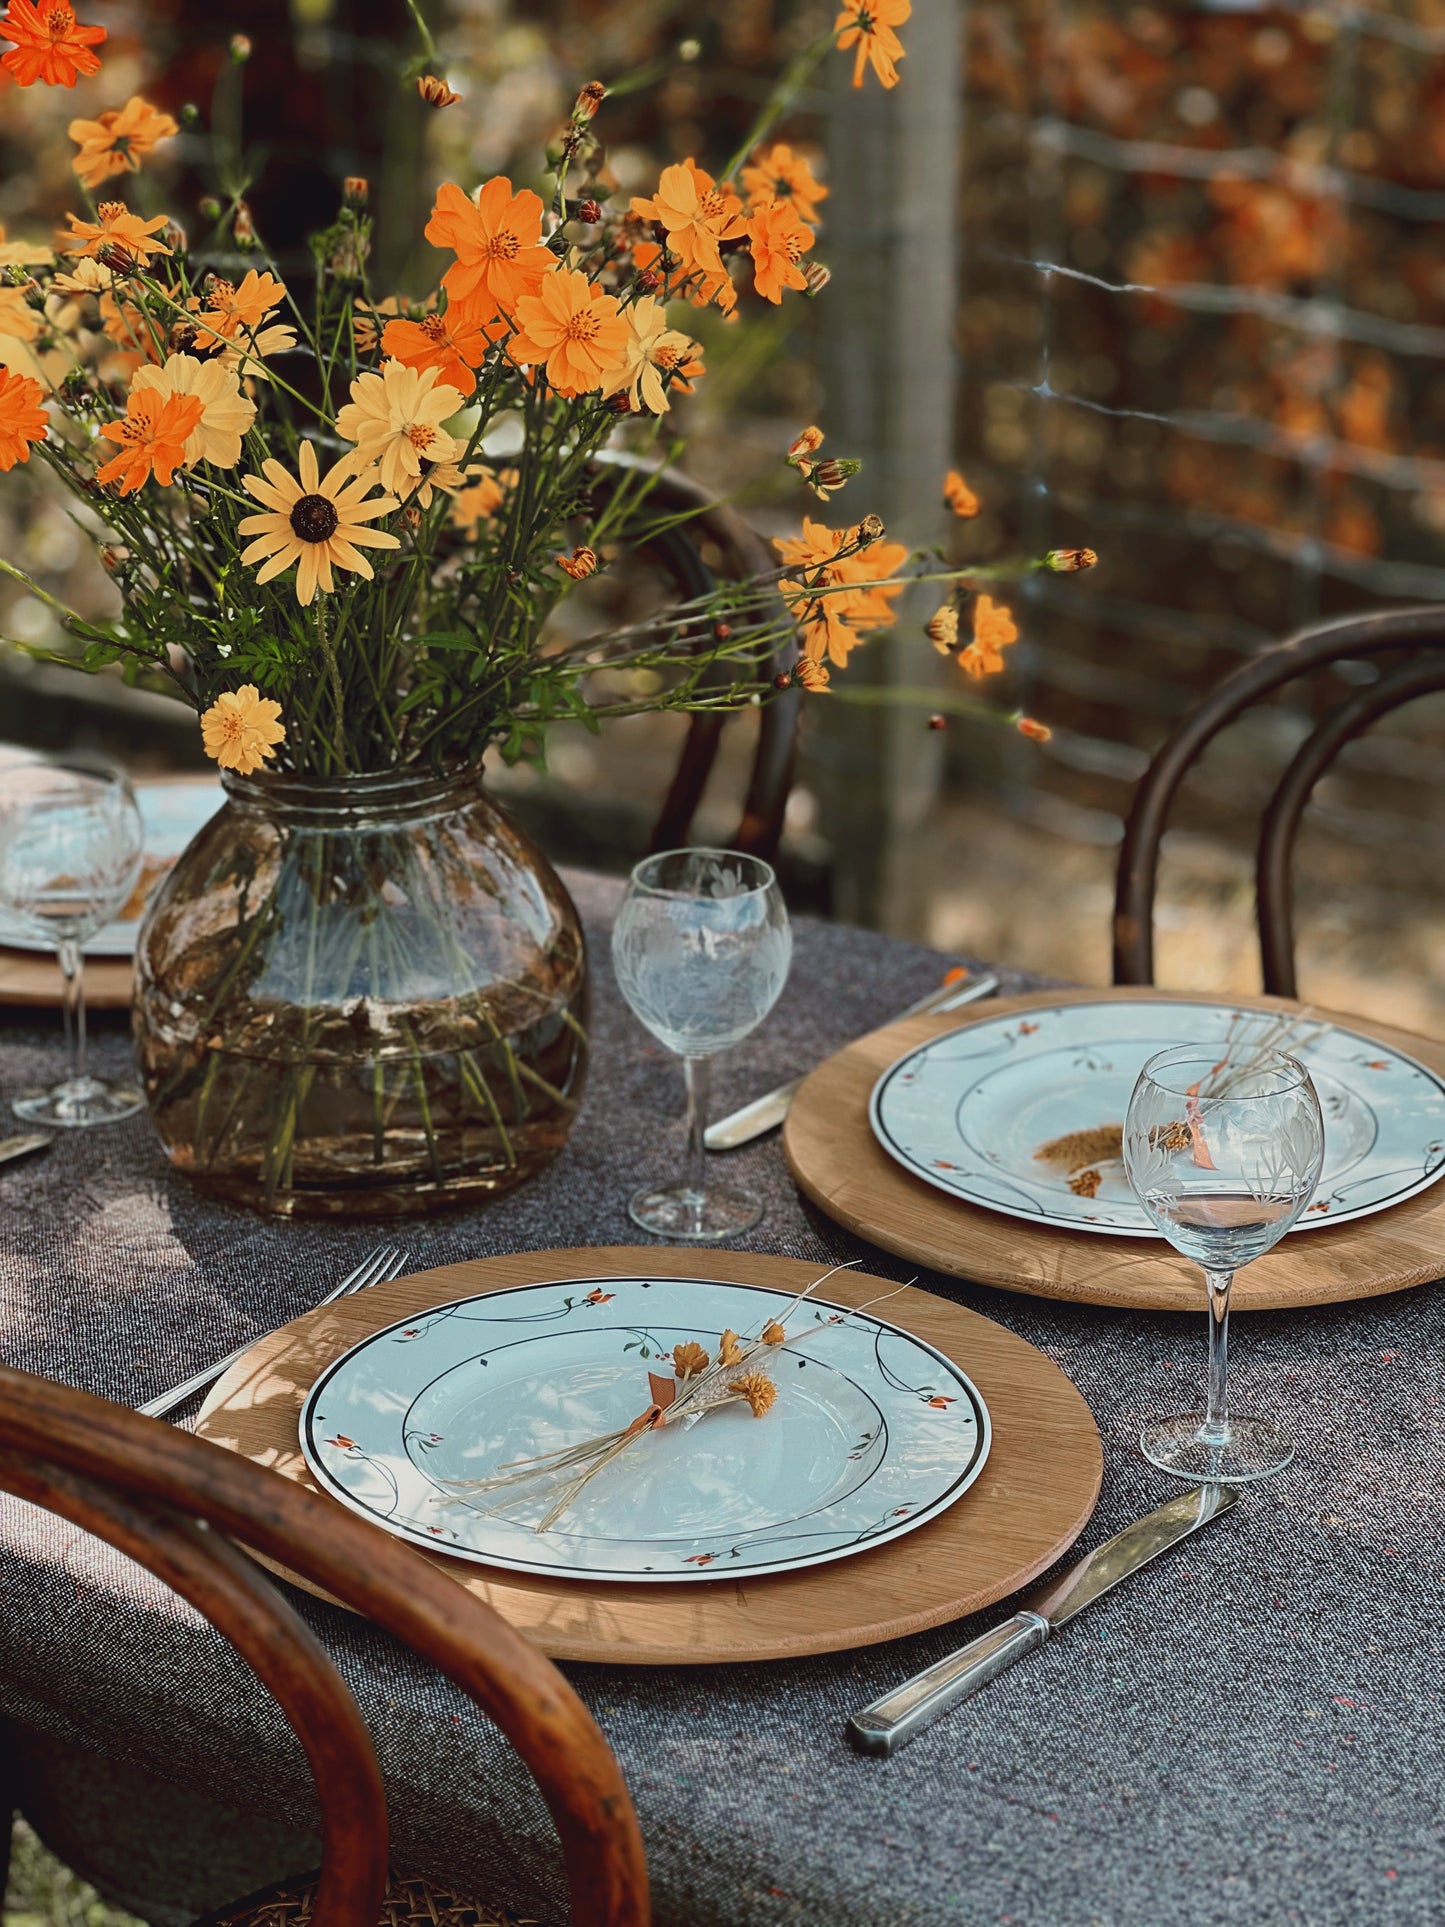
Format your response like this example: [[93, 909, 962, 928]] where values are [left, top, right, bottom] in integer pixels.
[[0, 0, 1092, 1214]]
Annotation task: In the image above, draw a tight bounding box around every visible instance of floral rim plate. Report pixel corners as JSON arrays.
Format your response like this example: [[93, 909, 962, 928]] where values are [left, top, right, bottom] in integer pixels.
[[299, 1275, 990, 1582], [0, 774, 222, 959], [868, 999, 1445, 1237]]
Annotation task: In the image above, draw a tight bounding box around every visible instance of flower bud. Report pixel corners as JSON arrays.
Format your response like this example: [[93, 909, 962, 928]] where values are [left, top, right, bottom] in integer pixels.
[[636, 269, 661, 293], [925, 605, 959, 653], [1045, 547, 1098, 573], [180, 102, 201, 128], [574, 80, 606, 120], [344, 176, 369, 209], [198, 195, 223, 222], [1016, 715, 1053, 741], [232, 198, 256, 246], [802, 261, 832, 297], [163, 221, 188, 256], [416, 74, 461, 107], [928, 714, 948, 731], [678, 38, 701, 61], [577, 197, 602, 226], [97, 244, 134, 275], [713, 622, 732, 642], [229, 33, 251, 62], [402, 505, 423, 531], [786, 425, 824, 464], [854, 513, 886, 547], [792, 657, 830, 692]]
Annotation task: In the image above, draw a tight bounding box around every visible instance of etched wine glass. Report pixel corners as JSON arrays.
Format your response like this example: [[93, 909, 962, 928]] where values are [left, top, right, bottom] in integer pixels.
[[0, 752, 145, 1126], [612, 847, 792, 1240], [1123, 1041, 1325, 1482]]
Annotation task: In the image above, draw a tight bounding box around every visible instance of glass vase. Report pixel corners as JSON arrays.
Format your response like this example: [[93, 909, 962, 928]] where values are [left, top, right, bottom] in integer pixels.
[[133, 768, 588, 1217]]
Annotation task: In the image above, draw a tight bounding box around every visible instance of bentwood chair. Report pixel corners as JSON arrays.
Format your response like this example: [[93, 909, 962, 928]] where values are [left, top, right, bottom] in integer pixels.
[[584, 457, 800, 861], [0, 1363, 649, 1927], [1114, 605, 1445, 996]]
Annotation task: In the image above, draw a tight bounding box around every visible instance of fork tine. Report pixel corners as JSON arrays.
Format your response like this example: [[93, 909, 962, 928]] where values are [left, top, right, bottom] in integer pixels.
[[341, 1243, 405, 1295]]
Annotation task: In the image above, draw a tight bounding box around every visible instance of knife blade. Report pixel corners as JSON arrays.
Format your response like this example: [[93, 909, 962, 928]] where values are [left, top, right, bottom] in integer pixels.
[[0, 1132, 53, 1170], [705, 972, 1001, 1152], [846, 1483, 1240, 1757]]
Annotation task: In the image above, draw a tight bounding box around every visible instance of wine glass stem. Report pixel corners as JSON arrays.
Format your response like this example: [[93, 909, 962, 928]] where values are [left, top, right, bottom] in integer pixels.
[[57, 937, 87, 1088], [683, 1054, 711, 1236], [1202, 1266, 1234, 1444]]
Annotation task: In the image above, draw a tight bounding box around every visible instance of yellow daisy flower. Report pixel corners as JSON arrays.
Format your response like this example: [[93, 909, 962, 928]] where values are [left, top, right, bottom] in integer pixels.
[[238, 439, 400, 607]]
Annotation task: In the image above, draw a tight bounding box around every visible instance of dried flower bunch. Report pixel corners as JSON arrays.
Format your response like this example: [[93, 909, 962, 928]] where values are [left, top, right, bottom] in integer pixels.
[[440, 1263, 903, 1533], [0, 0, 1089, 778]]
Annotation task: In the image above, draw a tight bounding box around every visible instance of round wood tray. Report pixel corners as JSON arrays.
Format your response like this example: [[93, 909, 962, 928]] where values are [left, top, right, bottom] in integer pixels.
[[195, 1247, 1101, 1665], [785, 987, 1445, 1313]]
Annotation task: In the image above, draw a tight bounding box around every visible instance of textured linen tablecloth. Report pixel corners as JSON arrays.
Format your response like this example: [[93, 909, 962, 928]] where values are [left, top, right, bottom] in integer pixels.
[[2, 869, 1443, 1927]]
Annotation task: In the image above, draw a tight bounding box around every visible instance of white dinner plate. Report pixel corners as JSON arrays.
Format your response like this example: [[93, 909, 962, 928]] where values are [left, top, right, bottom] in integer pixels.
[[869, 999, 1445, 1236], [299, 1274, 990, 1582], [0, 774, 222, 957]]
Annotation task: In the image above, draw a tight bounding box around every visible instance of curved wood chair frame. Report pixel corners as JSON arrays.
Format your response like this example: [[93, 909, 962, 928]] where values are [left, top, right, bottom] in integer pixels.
[[1114, 605, 1445, 994], [0, 1363, 649, 1927], [587, 456, 799, 860]]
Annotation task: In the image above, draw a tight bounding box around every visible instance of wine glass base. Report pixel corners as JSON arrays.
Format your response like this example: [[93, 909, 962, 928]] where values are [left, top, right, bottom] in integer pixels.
[[627, 1180, 763, 1242], [13, 1076, 145, 1129], [1139, 1412, 1293, 1484]]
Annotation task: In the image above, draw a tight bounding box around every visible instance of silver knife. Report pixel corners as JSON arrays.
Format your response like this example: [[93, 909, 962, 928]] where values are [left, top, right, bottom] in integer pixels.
[[0, 1132, 52, 1169], [705, 971, 1001, 1152], [846, 1483, 1240, 1757]]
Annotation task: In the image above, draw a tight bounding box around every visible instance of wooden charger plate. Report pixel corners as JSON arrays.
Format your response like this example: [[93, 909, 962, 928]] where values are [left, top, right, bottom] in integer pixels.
[[196, 1246, 1101, 1665], [0, 948, 132, 1009], [786, 986, 1445, 1314]]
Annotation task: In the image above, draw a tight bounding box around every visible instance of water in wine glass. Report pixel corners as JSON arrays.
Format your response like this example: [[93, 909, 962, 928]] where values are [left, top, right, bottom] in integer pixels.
[[0, 757, 146, 1127], [1142, 1190, 1301, 1271], [611, 848, 792, 1241]]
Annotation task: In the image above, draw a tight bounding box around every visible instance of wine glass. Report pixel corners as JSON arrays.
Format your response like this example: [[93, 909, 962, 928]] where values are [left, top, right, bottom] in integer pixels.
[[612, 847, 792, 1240], [0, 752, 146, 1126], [1123, 1040, 1325, 1482]]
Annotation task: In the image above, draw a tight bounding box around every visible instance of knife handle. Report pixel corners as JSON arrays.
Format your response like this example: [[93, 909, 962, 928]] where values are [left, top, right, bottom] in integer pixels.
[[846, 1610, 1050, 1758]]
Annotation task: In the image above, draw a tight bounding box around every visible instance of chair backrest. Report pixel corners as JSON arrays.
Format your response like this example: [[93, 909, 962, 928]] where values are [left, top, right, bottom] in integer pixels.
[[587, 458, 799, 861], [0, 1364, 649, 1927], [1114, 605, 1445, 996]]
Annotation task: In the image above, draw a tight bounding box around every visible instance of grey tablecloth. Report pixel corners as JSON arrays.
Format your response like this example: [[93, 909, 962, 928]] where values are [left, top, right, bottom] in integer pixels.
[[2, 871, 1442, 1927]]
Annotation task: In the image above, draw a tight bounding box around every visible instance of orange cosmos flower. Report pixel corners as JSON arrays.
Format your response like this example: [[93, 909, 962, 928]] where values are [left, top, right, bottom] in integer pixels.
[[381, 300, 505, 398], [0, 0, 105, 87], [0, 366, 47, 470], [199, 685, 286, 776], [741, 145, 828, 226], [61, 202, 172, 268], [69, 96, 178, 190], [190, 269, 286, 348], [451, 469, 506, 535], [943, 468, 979, 518], [507, 267, 629, 398], [425, 178, 553, 320], [630, 160, 746, 284], [95, 387, 205, 495], [836, 0, 911, 90], [776, 517, 910, 668], [747, 198, 813, 304], [958, 595, 1018, 678]]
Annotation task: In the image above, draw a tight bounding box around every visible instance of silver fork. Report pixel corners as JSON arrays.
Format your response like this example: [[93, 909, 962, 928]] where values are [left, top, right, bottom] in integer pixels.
[[137, 1243, 407, 1420]]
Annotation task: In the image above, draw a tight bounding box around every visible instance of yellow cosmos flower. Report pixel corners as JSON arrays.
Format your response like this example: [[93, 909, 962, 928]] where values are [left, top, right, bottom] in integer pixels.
[[238, 439, 400, 607], [598, 297, 699, 414], [334, 357, 465, 498], [131, 353, 255, 469], [199, 685, 286, 775]]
